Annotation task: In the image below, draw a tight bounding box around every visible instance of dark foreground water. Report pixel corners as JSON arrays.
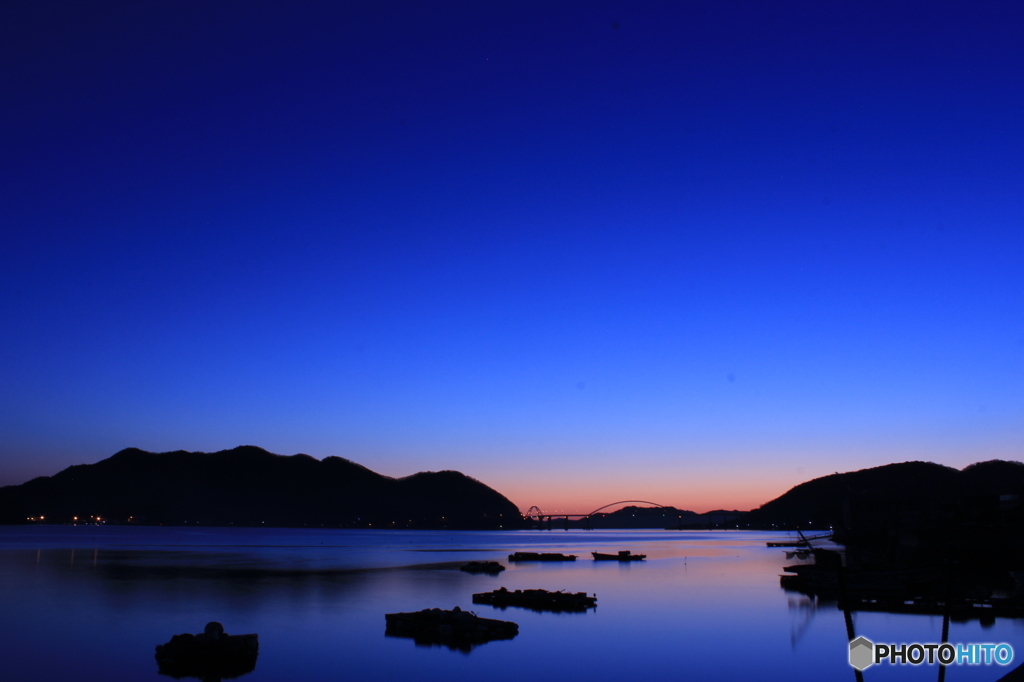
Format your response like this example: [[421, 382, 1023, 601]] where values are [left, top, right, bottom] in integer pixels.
[[1, 527, 1020, 681]]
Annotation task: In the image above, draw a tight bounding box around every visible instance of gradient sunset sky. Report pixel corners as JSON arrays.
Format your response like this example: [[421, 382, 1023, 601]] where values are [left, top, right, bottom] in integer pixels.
[[2, 1, 1022, 514]]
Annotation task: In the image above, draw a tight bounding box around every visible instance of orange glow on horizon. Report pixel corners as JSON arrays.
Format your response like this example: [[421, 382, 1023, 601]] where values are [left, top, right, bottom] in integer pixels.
[[481, 461, 822, 516], [497, 480, 793, 516], [477, 447, 999, 516]]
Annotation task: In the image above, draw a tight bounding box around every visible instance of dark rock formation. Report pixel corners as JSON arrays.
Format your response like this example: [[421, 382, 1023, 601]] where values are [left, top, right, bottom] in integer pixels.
[[472, 587, 597, 613], [384, 606, 518, 651], [155, 621, 258, 679]]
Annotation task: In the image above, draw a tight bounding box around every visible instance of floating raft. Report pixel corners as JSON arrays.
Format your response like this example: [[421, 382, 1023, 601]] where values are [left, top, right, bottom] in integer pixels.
[[460, 561, 505, 574], [155, 622, 258, 679], [385, 606, 518, 651], [592, 550, 646, 561], [508, 551, 577, 562], [473, 587, 597, 613]]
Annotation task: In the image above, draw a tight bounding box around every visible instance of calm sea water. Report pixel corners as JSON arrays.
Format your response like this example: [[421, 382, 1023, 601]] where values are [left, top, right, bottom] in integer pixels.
[[0, 526, 1020, 681]]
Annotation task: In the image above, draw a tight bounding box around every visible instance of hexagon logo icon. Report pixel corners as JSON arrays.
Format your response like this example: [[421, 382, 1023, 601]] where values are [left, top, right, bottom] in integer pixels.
[[849, 636, 875, 671]]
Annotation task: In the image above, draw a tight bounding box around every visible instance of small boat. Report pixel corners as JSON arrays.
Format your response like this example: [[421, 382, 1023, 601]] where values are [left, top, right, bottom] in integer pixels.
[[460, 561, 505, 574], [592, 550, 646, 561], [507, 551, 577, 562], [473, 587, 597, 612], [385, 606, 518, 651], [155, 621, 258, 679]]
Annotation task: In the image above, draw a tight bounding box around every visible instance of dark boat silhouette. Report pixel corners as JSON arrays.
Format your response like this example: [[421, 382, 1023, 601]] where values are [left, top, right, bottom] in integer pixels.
[[592, 550, 646, 561]]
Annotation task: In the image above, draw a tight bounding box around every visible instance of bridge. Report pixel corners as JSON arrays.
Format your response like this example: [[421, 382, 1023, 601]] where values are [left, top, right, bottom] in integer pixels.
[[524, 500, 680, 530]]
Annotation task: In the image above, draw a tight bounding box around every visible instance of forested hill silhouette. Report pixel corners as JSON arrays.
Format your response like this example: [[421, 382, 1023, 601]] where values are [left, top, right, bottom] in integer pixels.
[[0, 446, 525, 529], [744, 459, 1024, 535]]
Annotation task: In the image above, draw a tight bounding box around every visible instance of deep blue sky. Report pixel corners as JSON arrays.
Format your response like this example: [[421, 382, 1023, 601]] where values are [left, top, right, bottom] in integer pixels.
[[2, 1, 1022, 512]]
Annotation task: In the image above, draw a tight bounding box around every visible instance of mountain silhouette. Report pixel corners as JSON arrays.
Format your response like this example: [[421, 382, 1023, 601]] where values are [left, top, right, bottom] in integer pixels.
[[745, 459, 1024, 535], [0, 446, 524, 529]]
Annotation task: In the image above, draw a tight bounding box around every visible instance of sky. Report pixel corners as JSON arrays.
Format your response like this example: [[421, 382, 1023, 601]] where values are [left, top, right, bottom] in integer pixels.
[[2, 1, 1022, 514]]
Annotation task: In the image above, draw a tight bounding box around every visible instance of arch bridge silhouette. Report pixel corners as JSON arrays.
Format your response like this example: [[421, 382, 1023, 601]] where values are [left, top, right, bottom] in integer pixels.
[[524, 500, 681, 530]]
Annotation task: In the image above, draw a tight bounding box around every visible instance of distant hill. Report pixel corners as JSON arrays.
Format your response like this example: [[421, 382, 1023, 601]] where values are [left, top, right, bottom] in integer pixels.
[[744, 460, 1024, 534], [535, 505, 746, 530], [586, 505, 698, 529], [0, 446, 525, 530]]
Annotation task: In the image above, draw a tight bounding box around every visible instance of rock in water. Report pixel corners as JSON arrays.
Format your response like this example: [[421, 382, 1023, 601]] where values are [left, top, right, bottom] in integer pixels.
[[385, 606, 518, 651], [155, 621, 258, 679]]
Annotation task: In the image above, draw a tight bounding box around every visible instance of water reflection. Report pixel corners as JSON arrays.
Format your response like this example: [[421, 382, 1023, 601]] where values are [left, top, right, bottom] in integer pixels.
[[1, 528, 1021, 681], [787, 594, 820, 647]]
